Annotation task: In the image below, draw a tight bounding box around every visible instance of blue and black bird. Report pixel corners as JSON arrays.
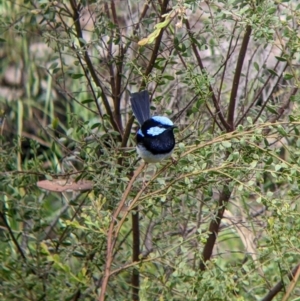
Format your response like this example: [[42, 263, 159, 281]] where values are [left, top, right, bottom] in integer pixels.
[[130, 90, 176, 163]]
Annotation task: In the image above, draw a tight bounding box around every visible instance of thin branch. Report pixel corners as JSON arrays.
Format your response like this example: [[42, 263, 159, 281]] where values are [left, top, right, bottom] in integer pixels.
[[235, 67, 277, 126], [55, 192, 89, 252], [199, 184, 232, 270], [227, 25, 252, 130], [262, 87, 298, 135], [98, 163, 146, 301], [217, 21, 239, 101], [281, 264, 300, 301], [0, 211, 27, 261], [141, 0, 170, 87], [186, 20, 231, 132], [253, 62, 288, 124], [261, 264, 300, 301], [131, 207, 140, 301], [69, 0, 121, 134]]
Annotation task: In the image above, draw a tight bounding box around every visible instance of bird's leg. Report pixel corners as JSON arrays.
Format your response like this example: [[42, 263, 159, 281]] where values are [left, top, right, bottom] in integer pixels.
[[142, 162, 148, 188], [171, 156, 178, 165]]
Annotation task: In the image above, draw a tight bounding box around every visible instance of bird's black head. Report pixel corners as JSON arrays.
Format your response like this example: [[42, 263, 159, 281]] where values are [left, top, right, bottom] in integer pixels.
[[137, 116, 176, 155]]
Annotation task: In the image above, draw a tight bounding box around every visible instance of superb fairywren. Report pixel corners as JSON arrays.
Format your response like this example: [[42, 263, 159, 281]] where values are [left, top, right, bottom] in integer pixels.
[[130, 90, 176, 163]]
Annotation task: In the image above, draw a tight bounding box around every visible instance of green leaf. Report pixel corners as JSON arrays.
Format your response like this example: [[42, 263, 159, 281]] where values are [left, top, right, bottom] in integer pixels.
[[81, 98, 94, 104], [275, 56, 287, 62], [52, 67, 60, 74], [283, 73, 294, 80], [71, 73, 85, 79], [267, 69, 278, 76], [162, 75, 175, 80], [49, 62, 58, 69], [91, 123, 101, 129], [221, 141, 232, 148], [266, 105, 278, 114], [52, 117, 59, 129], [78, 37, 87, 44], [148, 29, 161, 43], [267, 7, 277, 14], [277, 125, 287, 136], [154, 18, 170, 29]]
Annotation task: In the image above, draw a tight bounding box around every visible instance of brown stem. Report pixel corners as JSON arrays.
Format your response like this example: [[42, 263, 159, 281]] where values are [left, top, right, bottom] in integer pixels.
[[262, 87, 298, 135], [142, 0, 170, 86], [114, 46, 124, 132], [69, 0, 120, 134], [217, 21, 238, 101], [261, 264, 300, 301], [186, 20, 231, 132], [235, 69, 276, 125], [199, 183, 232, 270], [131, 207, 140, 300], [55, 193, 89, 252], [227, 25, 252, 131], [98, 163, 146, 301], [117, 116, 135, 167], [0, 211, 27, 261], [253, 62, 288, 124]]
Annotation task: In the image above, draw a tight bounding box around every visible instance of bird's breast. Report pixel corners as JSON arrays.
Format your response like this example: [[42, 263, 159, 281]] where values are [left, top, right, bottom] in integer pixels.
[[137, 130, 175, 155]]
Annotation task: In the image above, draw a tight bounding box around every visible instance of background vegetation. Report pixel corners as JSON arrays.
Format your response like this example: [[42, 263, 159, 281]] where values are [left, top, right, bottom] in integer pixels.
[[0, 0, 300, 300]]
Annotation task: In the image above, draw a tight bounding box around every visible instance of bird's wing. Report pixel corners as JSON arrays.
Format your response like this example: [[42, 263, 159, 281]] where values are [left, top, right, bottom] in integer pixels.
[[130, 90, 151, 125]]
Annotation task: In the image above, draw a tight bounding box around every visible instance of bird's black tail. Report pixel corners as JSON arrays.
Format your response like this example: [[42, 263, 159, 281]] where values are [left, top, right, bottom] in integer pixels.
[[130, 90, 151, 125]]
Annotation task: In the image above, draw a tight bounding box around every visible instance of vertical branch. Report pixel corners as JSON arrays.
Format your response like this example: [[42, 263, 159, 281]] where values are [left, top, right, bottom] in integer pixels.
[[119, 2, 151, 149], [186, 20, 231, 132], [261, 264, 300, 301], [227, 25, 252, 130], [217, 21, 238, 101], [199, 184, 231, 270], [69, 0, 121, 134], [253, 62, 289, 124], [98, 163, 146, 301], [0, 211, 27, 261], [106, 1, 124, 132], [141, 0, 170, 88], [131, 208, 140, 301], [199, 24, 252, 270], [128, 2, 170, 299]]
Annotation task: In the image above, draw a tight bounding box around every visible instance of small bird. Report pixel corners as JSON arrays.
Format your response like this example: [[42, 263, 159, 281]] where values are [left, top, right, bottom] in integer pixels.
[[130, 90, 176, 163]]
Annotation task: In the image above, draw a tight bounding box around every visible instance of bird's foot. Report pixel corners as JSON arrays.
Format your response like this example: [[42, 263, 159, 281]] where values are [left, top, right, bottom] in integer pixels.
[[171, 156, 178, 165]]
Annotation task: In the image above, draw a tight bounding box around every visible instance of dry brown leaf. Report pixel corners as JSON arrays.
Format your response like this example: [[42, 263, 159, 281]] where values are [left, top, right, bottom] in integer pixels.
[[37, 179, 93, 192]]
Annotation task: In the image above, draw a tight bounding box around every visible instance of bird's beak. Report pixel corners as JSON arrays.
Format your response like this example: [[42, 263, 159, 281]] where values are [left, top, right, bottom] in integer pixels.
[[169, 125, 177, 131]]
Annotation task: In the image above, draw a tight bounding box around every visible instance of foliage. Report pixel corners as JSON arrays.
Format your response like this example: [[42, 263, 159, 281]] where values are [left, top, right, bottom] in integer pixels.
[[0, 0, 300, 300]]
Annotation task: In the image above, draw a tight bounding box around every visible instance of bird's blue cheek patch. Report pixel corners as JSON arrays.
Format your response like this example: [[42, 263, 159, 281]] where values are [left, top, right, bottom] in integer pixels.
[[138, 129, 144, 137], [147, 126, 166, 136]]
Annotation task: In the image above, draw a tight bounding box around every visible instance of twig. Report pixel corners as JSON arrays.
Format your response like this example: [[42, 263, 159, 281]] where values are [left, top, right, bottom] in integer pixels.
[[261, 264, 300, 301], [281, 264, 300, 301], [55, 192, 89, 252], [98, 163, 146, 301], [141, 0, 170, 88], [253, 63, 288, 124], [0, 211, 27, 261], [69, 0, 120, 134], [132, 206, 140, 300], [186, 20, 231, 132], [227, 25, 252, 130], [199, 184, 232, 270], [217, 21, 239, 101]]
